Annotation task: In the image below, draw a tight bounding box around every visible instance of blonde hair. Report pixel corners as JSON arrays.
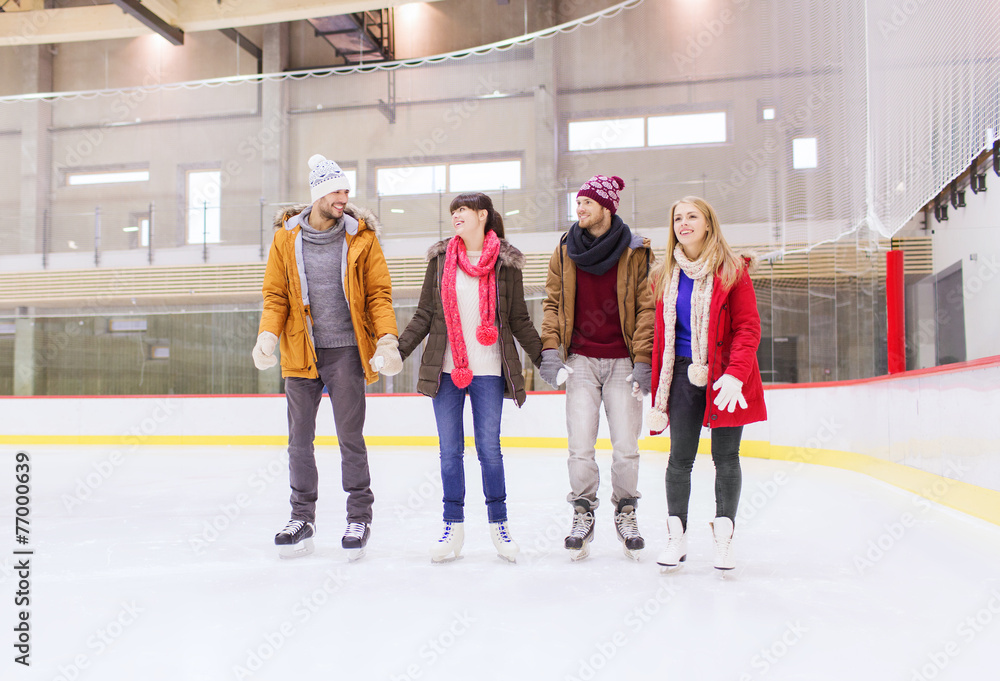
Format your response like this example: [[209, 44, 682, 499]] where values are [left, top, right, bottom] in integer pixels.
[[651, 196, 744, 302]]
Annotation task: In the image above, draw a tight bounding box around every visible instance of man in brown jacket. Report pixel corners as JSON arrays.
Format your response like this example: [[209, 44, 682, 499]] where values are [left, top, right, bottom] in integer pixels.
[[539, 175, 655, 561], [252, 154, 401, 561]]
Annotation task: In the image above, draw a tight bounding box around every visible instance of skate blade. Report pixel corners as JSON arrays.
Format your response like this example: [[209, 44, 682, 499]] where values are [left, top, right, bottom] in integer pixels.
[[431, 553, 464, 564], [496, 553, 518, 564], [656, 555, 686, 571], [278, 538, 315, 560], [347, 547, 367, 563], [569, 543, 591, 562], [623, 547, 641, 562]]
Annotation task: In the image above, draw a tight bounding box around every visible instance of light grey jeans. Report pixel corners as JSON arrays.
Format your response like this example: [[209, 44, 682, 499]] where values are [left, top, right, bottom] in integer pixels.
[[564, 354, 642, 510]]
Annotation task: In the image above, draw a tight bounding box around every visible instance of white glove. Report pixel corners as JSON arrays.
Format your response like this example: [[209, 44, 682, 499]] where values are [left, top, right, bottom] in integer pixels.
[[712, 374, 747, 413], [252, 331, 278, 370], [370, 334, 403, 376]]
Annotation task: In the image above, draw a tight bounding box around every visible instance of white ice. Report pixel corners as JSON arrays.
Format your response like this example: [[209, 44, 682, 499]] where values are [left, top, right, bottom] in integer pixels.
[[3, 445, 1000, 681]]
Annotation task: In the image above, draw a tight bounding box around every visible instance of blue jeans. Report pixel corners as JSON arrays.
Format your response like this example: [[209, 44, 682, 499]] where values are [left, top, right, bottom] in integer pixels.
[[432, 373, 507, 523]]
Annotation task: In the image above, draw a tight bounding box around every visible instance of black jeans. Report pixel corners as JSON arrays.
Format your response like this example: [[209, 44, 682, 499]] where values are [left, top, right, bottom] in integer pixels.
[[284, 346, 373, 524], [665, 357, 743, 530]]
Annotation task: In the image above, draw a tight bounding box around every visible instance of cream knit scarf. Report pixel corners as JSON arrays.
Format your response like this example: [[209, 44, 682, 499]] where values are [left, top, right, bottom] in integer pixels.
[[646, 245, 715, 431]]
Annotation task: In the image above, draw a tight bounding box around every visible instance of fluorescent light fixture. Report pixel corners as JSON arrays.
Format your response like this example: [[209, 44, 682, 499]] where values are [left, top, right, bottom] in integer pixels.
[[149, 345, 170, 360], [762, 107, 776, 120], [108, 319, 148, 332], [68, 170, 150, 186], [505, 210, 520, 216], [123, 226, 140, 232], [391, 209, 405, 213]]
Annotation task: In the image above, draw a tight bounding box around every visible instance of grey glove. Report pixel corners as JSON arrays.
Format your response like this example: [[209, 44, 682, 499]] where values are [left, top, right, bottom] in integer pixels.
[[630, 361, 652, 396], [539, 349, 565, 388]]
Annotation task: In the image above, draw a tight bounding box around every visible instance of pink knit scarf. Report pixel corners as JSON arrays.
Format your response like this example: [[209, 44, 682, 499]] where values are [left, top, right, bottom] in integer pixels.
[[441, 231, 501, 389]]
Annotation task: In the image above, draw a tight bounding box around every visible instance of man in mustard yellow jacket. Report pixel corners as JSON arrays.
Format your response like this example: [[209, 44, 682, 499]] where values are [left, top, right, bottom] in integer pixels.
[[252, 154, 401, 560]]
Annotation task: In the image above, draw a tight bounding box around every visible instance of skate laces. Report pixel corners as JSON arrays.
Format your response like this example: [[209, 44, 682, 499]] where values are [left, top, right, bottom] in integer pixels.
[[439, 522, 456, 542], [570, 511, 593, 537], [616, 510, 640, 538], [280, 520, 305, 536], [495, 521, 512, 543], [344, 522, 367, 539]]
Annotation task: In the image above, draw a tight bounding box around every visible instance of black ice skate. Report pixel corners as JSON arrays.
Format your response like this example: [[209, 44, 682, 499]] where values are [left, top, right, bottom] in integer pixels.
[[614, 498, 644, 561], [275, 519, 315, 559], [565, 501, 595, 561], [342, 522, 370, 562]]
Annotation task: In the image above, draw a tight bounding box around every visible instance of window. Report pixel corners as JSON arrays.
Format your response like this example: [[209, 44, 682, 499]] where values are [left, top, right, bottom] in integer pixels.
[[648, 112, 727, 146], [343, 169, 357, 193], [567, 193, 578, 222], [792, 137, 818, 169], [375, 160, 522, 196], [377, 164, 446, 196], [187, 170, 222, 244], [568, 118, 645, 152], [67, 170, 149, 186], [449, 160, 521, 192]]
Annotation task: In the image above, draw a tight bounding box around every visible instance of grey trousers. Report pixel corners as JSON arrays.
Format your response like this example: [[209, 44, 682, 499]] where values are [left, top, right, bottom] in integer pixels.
[[284, 346, 373, 524], [564, 354, 642, 510]]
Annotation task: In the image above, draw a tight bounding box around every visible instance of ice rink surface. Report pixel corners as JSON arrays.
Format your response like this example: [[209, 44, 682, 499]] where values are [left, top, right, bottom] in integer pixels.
[[4, 444, 1000, 681]]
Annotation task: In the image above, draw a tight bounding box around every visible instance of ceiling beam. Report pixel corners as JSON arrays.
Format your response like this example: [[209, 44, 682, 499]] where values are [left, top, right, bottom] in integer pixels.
[[111, 0, 183, 46], [0, 0, 437, 47]]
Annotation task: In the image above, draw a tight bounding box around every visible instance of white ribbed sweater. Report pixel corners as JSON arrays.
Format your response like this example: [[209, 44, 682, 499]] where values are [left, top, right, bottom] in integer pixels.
[[442, 251, 502, 377]]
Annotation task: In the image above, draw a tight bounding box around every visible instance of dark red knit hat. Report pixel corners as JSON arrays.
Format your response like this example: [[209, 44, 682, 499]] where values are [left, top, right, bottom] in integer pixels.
[[577, 175, 625, 214]]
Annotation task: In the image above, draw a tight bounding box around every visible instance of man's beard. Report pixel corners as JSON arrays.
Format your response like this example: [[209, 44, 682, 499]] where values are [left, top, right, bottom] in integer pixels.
[[318, 205, 342, 222]]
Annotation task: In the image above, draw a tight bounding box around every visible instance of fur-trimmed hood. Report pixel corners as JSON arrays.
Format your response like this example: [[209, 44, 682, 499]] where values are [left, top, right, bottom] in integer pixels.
[[273, 202, 383, 239], [738, 250, 760, 275], [425, 237, 526, 270]]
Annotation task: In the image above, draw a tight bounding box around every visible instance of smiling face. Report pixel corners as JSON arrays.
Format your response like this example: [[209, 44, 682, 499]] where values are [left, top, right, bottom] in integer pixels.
[[451, 204, 488, 246], [576, 196, 611, 233], [314, 189, 349, 223], [673, 201, 710, 259]]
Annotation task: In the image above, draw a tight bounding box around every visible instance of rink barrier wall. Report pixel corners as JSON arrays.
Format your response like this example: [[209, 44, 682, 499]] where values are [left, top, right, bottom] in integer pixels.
[[2, 355, 999, 526]]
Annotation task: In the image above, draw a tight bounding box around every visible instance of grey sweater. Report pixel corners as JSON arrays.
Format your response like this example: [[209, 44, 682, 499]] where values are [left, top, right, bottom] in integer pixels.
[[296, 207, 357, 349]]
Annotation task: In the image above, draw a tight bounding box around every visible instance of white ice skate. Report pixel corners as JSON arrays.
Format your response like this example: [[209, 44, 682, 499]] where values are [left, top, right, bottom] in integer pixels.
[[342, 522, 370, 562], [656, 516, 687, 571], [275, 519, 315, 560], [430, 521, 464, 563], [490, 520, 519, 563], [614, 500, 644, 561], [565, 503, 595, 561], [710, 517, 735, 573]]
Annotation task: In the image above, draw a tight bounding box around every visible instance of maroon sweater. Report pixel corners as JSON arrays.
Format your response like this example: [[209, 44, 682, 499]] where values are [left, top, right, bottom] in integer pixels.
[[568, 264, 629, 358]]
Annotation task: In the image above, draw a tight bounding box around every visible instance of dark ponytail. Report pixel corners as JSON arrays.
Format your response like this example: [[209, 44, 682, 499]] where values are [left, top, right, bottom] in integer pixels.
[[449, 192, 505, 240]]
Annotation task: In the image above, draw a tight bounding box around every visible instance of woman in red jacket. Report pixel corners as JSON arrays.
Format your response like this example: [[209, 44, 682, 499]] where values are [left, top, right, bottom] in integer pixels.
[[646, 196, 766, 571]]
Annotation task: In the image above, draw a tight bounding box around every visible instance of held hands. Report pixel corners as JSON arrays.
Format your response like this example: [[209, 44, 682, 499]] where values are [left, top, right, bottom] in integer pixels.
[[370, 334, 403, 376], [712, 374, 747, 413], [252, 331, 278, 370], [539, 349, 573, 388], [626, 361, 652, 401]]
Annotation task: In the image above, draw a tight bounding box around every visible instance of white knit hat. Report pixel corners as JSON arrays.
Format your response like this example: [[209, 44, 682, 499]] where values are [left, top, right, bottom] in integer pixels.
[[308, 154, 351, 202]]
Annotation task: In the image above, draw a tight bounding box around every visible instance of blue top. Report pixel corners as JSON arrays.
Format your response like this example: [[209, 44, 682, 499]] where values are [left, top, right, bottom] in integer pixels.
[[675, 271, 693, 358]]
